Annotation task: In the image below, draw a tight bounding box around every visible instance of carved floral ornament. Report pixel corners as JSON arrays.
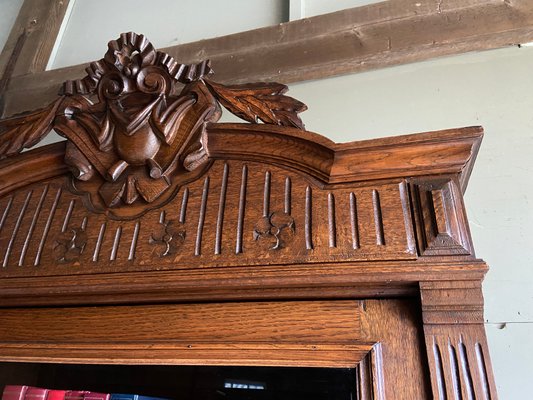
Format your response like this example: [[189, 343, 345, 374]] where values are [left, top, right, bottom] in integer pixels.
[[0, 32, 307, 218]]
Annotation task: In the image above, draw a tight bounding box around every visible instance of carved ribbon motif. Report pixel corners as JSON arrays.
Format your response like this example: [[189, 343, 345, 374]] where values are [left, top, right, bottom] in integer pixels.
[[0, 32, 307, 218]]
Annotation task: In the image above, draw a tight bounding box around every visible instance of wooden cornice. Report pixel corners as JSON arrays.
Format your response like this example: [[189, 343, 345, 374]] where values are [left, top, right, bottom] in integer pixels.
[[0, 124, 483, 195], [208, 124, 483, 191], [0, 32, 487, 310], [3, 0, 533, 117]]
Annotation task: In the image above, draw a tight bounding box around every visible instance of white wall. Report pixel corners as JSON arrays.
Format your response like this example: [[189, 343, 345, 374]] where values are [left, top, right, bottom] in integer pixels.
[[290, 0, 384, 19], [0, 0, 24, 53]]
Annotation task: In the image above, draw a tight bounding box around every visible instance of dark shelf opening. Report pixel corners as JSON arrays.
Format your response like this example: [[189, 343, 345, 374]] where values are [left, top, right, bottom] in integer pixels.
[[0, 363, 357, 400]]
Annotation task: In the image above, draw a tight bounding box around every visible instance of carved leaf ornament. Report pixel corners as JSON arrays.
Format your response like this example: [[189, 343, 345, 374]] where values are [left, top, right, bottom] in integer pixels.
[[0, 32, 307, 218]]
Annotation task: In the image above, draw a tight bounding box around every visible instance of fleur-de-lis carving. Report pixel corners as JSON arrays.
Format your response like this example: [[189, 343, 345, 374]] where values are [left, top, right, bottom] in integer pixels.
[[53, 227, 87, 263], [253, 211, 295, 250], [149, 217, 186, 257]]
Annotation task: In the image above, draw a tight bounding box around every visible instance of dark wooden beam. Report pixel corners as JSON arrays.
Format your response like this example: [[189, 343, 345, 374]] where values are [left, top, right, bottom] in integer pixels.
[[3, 0, 533, 117], [0, 0, 70, 115], [0, 0, 70, 76]]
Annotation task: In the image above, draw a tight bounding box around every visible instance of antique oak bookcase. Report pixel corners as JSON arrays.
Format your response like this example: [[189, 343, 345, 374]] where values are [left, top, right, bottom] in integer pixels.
[[0, 33, 497, 399]]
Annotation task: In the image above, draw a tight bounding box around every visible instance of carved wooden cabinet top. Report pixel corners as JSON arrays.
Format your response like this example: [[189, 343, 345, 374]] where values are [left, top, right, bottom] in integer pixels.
[[0, 33, 487, 307]]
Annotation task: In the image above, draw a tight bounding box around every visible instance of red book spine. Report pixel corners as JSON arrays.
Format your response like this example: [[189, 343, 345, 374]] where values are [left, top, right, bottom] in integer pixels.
[[2, 386, 28, 400], [83, 393, 109, 400], [47, 391, 66, 400], [65, 392, 109, 400], [24, 388, 48, 400], [65, 391, 85, 400]]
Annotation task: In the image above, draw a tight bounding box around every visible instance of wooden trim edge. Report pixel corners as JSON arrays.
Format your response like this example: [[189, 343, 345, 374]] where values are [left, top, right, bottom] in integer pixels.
[[0, 261, 488, 307]]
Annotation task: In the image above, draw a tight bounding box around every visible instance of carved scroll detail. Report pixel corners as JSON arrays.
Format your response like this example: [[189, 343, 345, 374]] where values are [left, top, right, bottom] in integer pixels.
[[0, 32, 307, 218]]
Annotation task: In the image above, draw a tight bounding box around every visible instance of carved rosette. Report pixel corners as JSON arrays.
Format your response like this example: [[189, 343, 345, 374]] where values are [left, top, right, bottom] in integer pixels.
[[253, 211, 295, 250], [0, 32, 307, 219], [53, 227, 88, 263], [149, 217, 186, 257]]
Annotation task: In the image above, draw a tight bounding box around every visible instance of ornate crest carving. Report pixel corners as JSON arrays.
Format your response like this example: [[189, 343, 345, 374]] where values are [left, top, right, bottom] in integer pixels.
[[0, 32, 307, 219]]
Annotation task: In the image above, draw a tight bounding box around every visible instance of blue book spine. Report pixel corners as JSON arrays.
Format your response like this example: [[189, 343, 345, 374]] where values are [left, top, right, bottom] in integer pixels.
[[111, 394, 169, 400]]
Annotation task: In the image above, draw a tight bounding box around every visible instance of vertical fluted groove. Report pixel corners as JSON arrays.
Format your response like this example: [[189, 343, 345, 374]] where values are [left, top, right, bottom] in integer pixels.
[[475, 343, 491, 400], [195, 176, 210, 256], [459, 342, 475, 400], [215, 163, 229, 255], [179, 187, 189, 223], [0, 197, 12, 263], [399, 181, 416, 251], [434, 341, 448, 400], [235, 165, 247, 254], [3, 190, 33, 267], [0, 196, 13, 233], [350, 192, 360, 249], [19, 185, 49, 266], [305, 186, 313, 250], [35, 188, 61, 266], [110, 226, 122, 261], [61, 199, 75, 233], [372, 190, 385, 245], [327, 192, 336, 248], [93, 223, 106, 262], [449, 343, 463, 400], [263, 171, 271, 217], [128, 222, 140, 261], [284, 177, 291, 214]]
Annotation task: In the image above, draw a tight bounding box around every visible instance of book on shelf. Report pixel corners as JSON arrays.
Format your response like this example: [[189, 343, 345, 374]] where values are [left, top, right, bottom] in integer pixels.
[[1, 388, 110, 400], [65, 391, 109, 400], [24, 388, 48, 400], [2, 387, 168, 400], [110, 394, 169, 400], [2, 386, 28, 400], [46, 391, 66, 400]]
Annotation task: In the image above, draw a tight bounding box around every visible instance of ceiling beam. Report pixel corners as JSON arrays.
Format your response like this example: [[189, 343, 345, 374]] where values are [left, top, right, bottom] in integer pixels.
[[0, 0, 70, 115], [2, 0, 533, 117]]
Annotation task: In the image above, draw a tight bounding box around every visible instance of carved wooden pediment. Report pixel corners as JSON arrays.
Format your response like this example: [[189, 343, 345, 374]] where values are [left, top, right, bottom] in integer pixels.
[[0, 32, 484, 298], [0, 32, 306, 219], [0, 33, 498, 400]]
